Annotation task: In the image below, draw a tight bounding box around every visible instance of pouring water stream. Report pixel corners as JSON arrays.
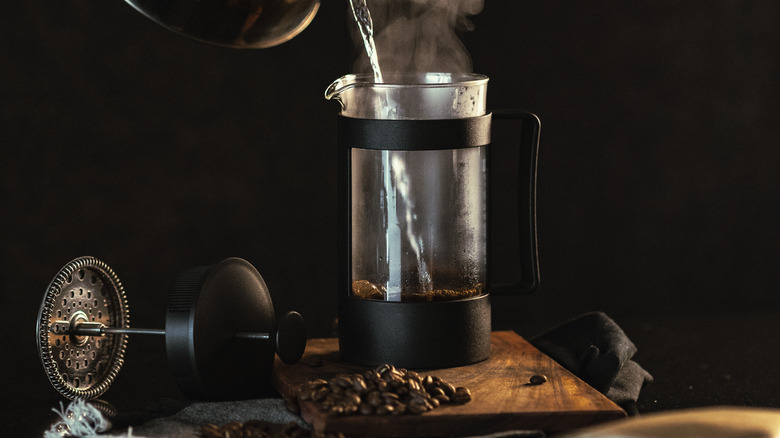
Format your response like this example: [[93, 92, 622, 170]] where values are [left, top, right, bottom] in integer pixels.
[[348, 0, 383, 84], [346, 0, 432, 300]]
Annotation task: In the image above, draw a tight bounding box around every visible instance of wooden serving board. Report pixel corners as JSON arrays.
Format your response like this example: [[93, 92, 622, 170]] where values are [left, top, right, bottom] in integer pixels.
[[272, 331, 624, 437]]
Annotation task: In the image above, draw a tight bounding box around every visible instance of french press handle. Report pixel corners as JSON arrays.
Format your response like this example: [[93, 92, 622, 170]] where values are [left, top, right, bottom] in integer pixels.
[[491, 110, 541, 294]]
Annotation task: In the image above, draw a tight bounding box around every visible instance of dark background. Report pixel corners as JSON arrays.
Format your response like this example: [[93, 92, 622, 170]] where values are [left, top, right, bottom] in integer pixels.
[[2, 0, 779, 435]]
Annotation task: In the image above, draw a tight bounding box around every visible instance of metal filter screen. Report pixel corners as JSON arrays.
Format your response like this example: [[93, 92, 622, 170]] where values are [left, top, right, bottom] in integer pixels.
[[37, 257, 129, 399]]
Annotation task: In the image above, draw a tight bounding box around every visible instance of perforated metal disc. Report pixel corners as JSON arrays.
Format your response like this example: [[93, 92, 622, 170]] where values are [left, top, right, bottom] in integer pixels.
[[36, 256, 129, 399]]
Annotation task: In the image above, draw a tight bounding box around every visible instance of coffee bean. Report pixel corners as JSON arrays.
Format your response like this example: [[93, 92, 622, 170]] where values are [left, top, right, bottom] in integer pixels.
[[407, 401, 426, 414], [451, 387, 472, 404], [429, 387, 446, 398], [347, 393, 361, 406], [217, 422, 243, 438], [440, 381, 456, 397], [352, 376, 367, 392], [367, 390, 382, 407], [408, 390, 427, 403], [309, 378, 328, 387], [201, 423, 220, 437], [333, 375, 353, 388], [359, 402, 374, 415], [389, 369, 405, 381], [529, 374, 548, 385], [352, 279, 381, 299], [223, 421, 242, 431], [376, 364, 393, 375], [433, 394, 450, 404], [312, 386, 329, 402]]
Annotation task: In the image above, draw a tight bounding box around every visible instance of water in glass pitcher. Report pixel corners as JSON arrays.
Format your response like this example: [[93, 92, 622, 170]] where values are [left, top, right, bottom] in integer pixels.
[[351, 146, 487, 302]]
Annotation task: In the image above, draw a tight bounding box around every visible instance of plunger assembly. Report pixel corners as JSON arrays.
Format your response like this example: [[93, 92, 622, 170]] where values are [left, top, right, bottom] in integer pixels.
[[36, 256, 306, 400]]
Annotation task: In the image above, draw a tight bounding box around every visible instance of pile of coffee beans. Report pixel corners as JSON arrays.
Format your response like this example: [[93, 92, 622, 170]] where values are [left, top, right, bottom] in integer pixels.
[[295, 364, 471, 416], [200, 420, 344, 438]]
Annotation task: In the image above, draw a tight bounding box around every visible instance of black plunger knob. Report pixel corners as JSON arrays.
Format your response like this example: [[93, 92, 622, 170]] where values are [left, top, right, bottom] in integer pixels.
[[274, 311, 306, 365]]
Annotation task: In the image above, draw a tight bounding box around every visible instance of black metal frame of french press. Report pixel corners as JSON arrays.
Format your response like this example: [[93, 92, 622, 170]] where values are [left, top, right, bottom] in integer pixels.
[[336, 112, 540, 369]]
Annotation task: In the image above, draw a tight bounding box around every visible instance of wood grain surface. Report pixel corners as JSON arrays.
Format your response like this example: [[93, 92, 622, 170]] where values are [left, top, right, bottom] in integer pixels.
[[272, 331, 625, 437]]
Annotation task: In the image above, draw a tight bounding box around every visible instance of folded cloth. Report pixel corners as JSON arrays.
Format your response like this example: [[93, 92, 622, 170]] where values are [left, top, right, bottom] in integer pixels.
[[530, 312, 653, 407], [128, 399, 306, 437]]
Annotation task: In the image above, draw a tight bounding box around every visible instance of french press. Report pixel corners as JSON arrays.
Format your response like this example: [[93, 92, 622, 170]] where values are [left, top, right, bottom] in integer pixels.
[[326, 72, 540, 368]]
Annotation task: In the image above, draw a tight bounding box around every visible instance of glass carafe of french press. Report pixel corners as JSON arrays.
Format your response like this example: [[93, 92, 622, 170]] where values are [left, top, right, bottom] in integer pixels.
[[326, 73, 540, 368]]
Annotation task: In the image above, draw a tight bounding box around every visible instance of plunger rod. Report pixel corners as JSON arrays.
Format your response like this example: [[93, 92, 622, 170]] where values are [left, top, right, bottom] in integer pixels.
[[234, 332, 270, 340], [102, 326, 166, 336], [62, 321, 269, 339]]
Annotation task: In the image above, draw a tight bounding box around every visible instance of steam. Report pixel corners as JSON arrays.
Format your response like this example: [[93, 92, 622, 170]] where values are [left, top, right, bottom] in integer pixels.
[[350, 0, 484, 77]]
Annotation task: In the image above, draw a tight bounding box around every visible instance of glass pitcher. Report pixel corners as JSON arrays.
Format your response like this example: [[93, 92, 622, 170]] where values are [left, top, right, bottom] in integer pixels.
[[326, 73, 540, 368]]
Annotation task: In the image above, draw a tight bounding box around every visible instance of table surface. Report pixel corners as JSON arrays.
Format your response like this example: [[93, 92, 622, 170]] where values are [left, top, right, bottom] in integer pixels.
[[6, 309, 780, 437]]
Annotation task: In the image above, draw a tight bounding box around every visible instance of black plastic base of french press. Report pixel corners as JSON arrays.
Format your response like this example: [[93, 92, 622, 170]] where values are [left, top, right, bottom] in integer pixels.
[[338, 294, 491, 369]]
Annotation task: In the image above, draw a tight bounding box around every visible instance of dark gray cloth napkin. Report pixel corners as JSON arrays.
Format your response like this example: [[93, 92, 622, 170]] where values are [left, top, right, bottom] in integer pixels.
[[530, 311, 653, 408]]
